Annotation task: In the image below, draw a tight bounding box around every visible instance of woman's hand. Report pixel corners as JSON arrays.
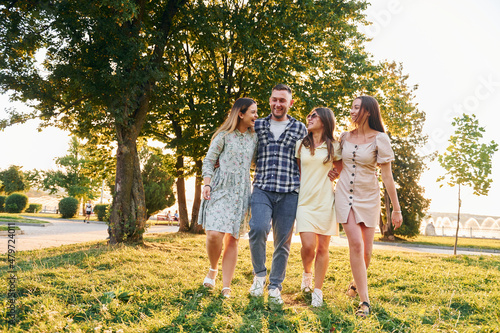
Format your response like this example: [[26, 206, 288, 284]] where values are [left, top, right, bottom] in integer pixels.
[[391, 210, 403, 229], [328, 168, 339, 181], [202, 185, 211, 200]]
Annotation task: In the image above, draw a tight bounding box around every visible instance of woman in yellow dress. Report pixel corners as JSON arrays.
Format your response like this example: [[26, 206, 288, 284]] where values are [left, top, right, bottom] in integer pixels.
[[295, 107, 342, 307]]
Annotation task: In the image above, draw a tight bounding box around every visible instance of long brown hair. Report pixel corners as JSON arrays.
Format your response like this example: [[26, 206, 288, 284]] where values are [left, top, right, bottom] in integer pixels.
[[212, 97, 256, 140], [352, 96, 386, 132], [300, 107, 337, 164]]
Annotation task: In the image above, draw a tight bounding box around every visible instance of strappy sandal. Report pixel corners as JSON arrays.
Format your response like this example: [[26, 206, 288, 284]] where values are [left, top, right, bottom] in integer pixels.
[[346, 282, 357, 298], [356, 301, 370, 318], [203, 268, 218, 288], [221, 287, 231, 298]]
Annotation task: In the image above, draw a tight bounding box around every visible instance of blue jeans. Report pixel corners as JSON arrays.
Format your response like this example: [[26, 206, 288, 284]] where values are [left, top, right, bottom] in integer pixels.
[[248, 187, 298, 291]]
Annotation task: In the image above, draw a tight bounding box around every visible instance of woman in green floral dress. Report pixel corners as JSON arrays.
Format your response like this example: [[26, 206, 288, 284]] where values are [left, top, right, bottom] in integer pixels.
[[198, 98, 258, 298]]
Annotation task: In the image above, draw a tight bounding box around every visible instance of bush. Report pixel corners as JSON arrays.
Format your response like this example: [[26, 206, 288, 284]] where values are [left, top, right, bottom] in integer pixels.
[[93, 204, 109, 222], [25, 203, 43, 213], [59, 197, 79, 218], [0, 195, 5, 212], [5, 193, 29, 213]]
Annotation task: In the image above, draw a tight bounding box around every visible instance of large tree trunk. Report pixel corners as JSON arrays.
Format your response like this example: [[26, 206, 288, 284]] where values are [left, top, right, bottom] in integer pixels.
[[109, 128, 147, 244], [190, 160, 204, 234], [454, 184, 461, 255], [176, 155, 190, 232], [172, 119, 190, 232]]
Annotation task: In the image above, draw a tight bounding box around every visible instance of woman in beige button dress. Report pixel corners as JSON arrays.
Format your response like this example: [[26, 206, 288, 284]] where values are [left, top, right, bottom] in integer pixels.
[[335, 96, 403, 317], [198, 98, 258, 298], [295, 107, 342, 307]]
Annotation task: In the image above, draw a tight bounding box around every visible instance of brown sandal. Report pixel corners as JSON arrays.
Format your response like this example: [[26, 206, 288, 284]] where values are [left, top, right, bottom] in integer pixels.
[[356, 301, 370, 318], [346, 282, 357, 298]]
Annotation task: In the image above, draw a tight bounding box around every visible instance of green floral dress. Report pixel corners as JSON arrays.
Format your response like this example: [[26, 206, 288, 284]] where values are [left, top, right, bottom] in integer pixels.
[[198, 130, 257, 238]]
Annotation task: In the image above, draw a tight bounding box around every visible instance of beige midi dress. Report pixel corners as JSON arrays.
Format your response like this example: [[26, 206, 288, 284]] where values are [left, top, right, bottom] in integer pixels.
[[295, 140, 342, 235], [335, 132, 394, 227]]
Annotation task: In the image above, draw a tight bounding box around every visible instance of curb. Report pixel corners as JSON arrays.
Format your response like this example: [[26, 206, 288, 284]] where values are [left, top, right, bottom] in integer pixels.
[[0, 221, 51, 227], [372, 241, 500, 254], [0, 230, 25, 236], [19, 216, 108, 224]]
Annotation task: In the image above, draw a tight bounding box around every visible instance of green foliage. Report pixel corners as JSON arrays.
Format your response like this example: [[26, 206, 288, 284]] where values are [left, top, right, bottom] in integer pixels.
[[438, 114, 498, 195], [93, 204, 109, 222], [0, 165, 29, 194], [42, 137, 100, 201], [58, 197, 79, 218], [1, 234, 500, 332], [4, 193, 29, 213], [141, 147, 176, 218], [0, 195, 5, 212], [371, 63, 431, 238], [25, 203, 42, 213], [437, 113, 498, 254], [0, 0, 431, 240]]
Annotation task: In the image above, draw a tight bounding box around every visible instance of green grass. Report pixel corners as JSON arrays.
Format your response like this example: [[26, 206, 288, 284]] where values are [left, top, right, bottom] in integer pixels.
[[1, 233, 500, 332], [0, 225, 20, 231], [0, 214, 48, 224], [376, 235, 500, 251], [20, 212, 99, 222]]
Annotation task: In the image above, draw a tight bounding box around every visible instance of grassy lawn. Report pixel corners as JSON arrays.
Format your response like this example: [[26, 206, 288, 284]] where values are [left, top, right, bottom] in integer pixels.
[[376, 234, 500, 251], [0, 225, 20, 231], [1, 233, 499, 332], [0, 214, 48, 224], [19, 212, 99, 222]]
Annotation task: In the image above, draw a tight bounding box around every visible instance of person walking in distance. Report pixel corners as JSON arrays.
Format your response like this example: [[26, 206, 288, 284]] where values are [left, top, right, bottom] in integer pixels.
[[83, 200, 92, 223], [248, 84, 307, 305]]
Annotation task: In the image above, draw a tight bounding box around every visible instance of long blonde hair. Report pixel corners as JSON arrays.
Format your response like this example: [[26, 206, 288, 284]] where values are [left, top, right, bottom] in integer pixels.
[[212, 98, 256, 140]]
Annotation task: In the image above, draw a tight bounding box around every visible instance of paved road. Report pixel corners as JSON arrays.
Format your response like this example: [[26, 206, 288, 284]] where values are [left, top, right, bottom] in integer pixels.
[[0, 217, 177, 254], [1, 217, 498, 256]]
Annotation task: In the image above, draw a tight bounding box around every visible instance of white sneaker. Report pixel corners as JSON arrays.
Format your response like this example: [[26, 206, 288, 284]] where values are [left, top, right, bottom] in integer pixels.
[[301, 272, 313, 292], [268, 288, 284, 305], [311, 288, 323, 307], [249, 276, 266, 297]]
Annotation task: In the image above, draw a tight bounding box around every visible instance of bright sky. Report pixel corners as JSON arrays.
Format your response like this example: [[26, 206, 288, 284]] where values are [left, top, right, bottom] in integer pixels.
[[1, 0, 499, 217]]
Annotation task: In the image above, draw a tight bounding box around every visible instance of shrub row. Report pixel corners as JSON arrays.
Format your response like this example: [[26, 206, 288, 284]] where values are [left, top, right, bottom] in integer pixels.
[[5, 193, 29, 213], [25, 203, 42, 213], [59, 197, 79, 218], [93, 204, 109, 222], [0, 193, 109, 220]]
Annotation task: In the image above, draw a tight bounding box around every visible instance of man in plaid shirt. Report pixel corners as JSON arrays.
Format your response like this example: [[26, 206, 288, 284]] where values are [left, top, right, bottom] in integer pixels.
[[248, 84, 307, 305]]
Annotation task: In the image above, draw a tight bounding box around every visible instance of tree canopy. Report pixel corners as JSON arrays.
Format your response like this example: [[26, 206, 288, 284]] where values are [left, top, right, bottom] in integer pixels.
[[437, 113, 498, 254], [0, 165, 29, 194], [1, 0, 431, 242], [1, 0, 188, 243], [41, 136, 101, 203]]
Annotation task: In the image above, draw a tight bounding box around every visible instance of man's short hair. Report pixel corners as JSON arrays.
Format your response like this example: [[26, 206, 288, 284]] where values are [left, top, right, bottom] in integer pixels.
[[272, 84, 292, 95]]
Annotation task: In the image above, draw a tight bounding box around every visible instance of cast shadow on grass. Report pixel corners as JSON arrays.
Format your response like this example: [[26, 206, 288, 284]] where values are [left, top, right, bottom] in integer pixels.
[[157, 285, 228, 332], [0, 242, 111, 277]]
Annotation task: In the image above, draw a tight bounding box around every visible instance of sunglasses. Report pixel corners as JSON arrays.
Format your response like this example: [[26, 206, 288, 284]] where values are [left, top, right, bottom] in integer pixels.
[[306, 112, 319, 119]]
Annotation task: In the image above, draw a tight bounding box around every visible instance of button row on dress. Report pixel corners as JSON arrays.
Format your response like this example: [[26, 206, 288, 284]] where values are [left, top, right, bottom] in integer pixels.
[[349, 145, 358, 207]]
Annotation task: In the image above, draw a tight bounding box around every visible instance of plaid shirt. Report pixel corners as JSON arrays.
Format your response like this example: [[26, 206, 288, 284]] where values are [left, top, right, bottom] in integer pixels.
[[253, 114, 307, 193]]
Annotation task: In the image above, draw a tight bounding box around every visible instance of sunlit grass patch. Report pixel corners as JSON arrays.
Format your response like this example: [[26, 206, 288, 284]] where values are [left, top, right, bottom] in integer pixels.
[[0, 233, 499, 332]]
